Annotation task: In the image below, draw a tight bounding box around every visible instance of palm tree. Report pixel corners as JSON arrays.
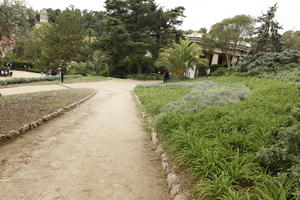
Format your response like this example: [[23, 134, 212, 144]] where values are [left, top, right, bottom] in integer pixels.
[[157, 39, 207, 80]]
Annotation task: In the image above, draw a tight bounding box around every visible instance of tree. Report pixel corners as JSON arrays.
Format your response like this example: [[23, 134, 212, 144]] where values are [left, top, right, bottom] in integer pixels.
[[238, 4, 293, 73], [203, 15, 254, 67], [157, 40, 207, 79], [251, 3, 282, 54], [82, 10, 105, 42], [0, 0, 36, 57], [100, 0, 185, 74], [42, 7, 85, 65], [282, 30, 300, 51], [94, 17, 131, 75], [46, 8, 62, 24]]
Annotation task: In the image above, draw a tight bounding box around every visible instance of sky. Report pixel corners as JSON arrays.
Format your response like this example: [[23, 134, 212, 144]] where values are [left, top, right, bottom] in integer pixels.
[[24, 0, 300, 32]]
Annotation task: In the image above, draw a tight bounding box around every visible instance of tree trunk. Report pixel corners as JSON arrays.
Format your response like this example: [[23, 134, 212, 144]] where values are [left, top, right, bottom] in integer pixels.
[[225, 53, 231, 68], [137, 64, 142, 74]]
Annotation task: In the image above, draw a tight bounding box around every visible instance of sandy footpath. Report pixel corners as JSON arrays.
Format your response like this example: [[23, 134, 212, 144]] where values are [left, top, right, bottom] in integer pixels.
[[0, 79, 167, 200], [0, 70, 42, 80]]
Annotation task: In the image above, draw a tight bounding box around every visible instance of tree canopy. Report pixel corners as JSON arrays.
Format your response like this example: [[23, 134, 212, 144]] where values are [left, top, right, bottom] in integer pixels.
[[157, 40, 207, 79], [282, 30, 300, 51], [98, 0, 185, 74], [42, 7, 85, 65], [202, 15, 254, 67]]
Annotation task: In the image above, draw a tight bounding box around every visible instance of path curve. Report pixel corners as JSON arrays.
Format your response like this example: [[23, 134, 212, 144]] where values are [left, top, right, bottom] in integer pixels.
[[0, 79, 167, 200]]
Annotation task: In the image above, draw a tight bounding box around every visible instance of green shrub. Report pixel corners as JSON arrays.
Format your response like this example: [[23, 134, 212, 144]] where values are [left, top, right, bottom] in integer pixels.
[[10, 60, 34, 70], [210, 64, 222, 72], [211, 67, 236, 76], [238, 49, 300, 73]]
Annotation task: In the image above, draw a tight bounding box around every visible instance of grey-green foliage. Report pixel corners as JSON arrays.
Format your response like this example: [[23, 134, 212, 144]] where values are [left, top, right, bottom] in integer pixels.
[[0, 75, 81, 85], [257, 107, 300, 178], [238, 49, 300, 73], [160, 81, 250, 114], [260, 66, 300, 84]]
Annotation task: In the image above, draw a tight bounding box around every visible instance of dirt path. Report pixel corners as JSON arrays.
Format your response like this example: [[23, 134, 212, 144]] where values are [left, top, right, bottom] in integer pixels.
[[0, 79, 167, 200], [0, 70, 42, 80]]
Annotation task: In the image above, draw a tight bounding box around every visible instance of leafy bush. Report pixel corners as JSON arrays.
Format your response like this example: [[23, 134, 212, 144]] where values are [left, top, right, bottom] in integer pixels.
[[259, 67, 300, 84], [134, 77, 300, 199], [238, 49, 300, 73], [211, 67, 236, 76], [210, 64, 222, 72], [68, 62, 107, 76], [257, 107, 300, 185]]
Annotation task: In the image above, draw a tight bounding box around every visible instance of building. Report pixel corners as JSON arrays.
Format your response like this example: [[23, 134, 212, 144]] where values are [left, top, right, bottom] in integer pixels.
[[184, 33, 250, 78]]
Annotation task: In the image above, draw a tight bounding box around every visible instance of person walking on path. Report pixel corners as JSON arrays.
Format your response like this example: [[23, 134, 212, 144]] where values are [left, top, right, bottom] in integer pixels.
[[205, 67, 211, 77], [59, 63, 66, 82], [163, 70, 170, 83]]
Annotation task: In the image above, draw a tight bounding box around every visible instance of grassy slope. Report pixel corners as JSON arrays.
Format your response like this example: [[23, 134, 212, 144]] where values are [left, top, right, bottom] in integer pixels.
[[134, 76, 300, 199]]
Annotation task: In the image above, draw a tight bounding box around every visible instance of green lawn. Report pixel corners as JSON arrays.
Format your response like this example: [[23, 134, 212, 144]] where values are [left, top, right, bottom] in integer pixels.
[[134, 76, 300, 199]]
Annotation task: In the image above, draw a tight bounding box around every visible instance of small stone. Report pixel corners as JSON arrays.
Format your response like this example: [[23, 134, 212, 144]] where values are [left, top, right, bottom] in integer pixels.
[[0, 134, 7, 141], [8, 130, 19, 137], [161, 153, 168, 162], [162, 161, 169, 173], [23, 124, 30, 132], [174, 194, 186, 200], [36, 119, 43, 125], [170, 184, 181, 198], [167, 173, 178, 189], [155, 145, 164, 155], [152, 132, 158, 145]]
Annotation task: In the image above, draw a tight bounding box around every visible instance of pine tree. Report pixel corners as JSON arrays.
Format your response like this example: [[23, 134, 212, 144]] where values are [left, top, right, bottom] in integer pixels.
[[251, 4, 283, 54]]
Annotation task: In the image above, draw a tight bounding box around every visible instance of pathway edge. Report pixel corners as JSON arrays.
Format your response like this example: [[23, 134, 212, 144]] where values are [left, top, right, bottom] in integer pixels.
[[0, 90, 97, 144]]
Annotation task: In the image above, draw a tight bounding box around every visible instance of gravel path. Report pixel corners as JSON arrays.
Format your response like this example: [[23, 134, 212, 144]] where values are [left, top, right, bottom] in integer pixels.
[[0, 79, 167, 200], [0, 70, 42, 80]]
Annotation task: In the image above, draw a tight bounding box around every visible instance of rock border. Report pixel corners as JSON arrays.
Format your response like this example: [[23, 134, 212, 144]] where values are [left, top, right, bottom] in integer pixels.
[[132, 92, 192, 200], [0, 90, 97, 143]]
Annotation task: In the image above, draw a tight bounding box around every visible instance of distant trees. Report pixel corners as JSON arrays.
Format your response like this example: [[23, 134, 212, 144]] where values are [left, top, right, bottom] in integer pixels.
[[43, 8, 85, 65], [282, 31, 300, 51], [0, 0, 36, 57], [97, 0, 185, 75], [157, 40, 207, 79], [238, 4, 300, 73]]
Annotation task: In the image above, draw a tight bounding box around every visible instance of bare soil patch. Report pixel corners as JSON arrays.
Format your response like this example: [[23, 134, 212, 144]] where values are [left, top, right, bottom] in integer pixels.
[[0, 88, 94, 134]]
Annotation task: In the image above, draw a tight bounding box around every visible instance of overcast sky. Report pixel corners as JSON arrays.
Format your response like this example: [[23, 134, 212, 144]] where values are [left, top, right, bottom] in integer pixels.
[[24, 0, 300, 32]]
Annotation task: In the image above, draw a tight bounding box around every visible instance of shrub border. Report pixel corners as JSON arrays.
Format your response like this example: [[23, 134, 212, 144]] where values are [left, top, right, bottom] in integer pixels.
[[132, 92, 193, 200], [0, 90, 97, 144]]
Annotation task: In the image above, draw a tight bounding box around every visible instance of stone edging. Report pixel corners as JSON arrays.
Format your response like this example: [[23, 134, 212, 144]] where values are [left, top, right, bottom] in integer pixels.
[[0, 90, 97, 143], [132, 92, 191, 200]]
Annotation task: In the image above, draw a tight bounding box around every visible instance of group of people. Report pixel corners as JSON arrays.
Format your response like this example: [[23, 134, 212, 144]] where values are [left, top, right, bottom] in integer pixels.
[[42, 63, 67, 82], [0, 63, 13, 77]]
